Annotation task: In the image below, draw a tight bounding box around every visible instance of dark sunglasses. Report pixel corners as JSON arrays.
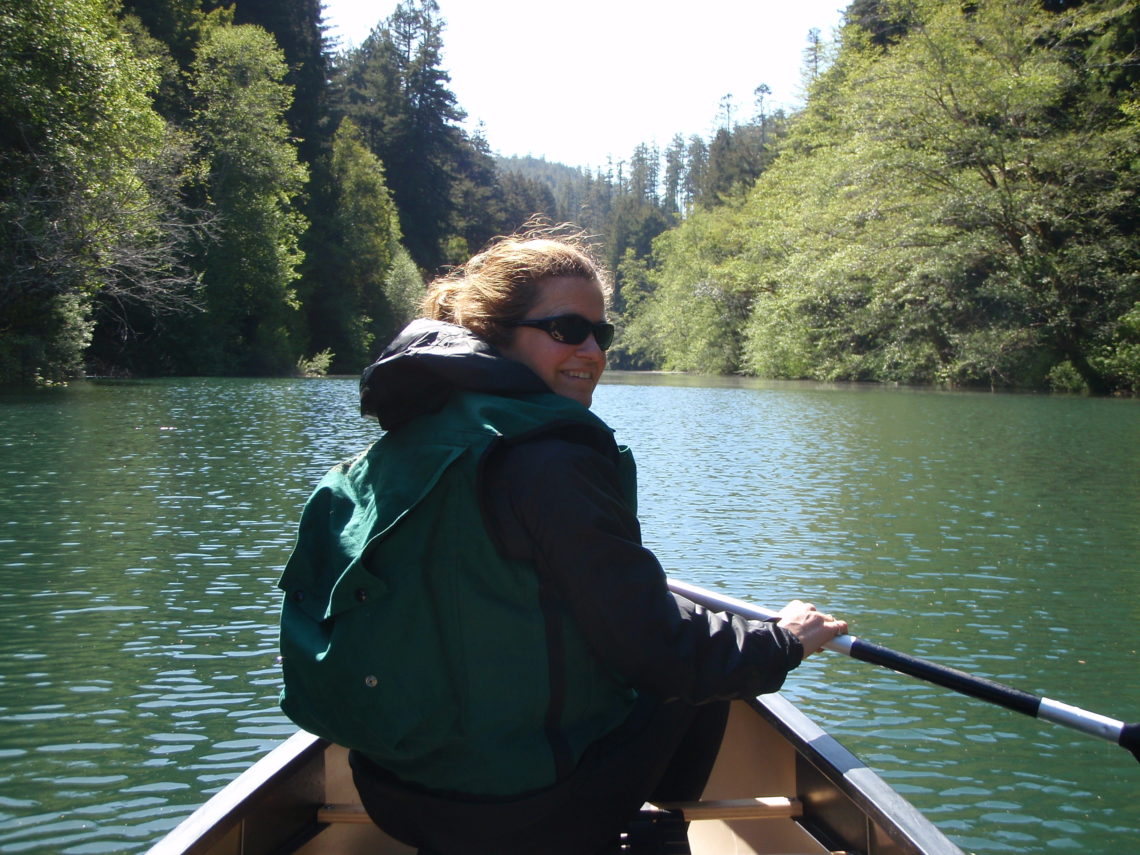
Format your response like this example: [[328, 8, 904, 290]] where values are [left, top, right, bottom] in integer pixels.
[[511, 314, 615, 351]]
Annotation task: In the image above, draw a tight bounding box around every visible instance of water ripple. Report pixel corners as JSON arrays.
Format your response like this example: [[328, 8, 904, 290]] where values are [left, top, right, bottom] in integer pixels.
[[0, 377, 1136, 853]]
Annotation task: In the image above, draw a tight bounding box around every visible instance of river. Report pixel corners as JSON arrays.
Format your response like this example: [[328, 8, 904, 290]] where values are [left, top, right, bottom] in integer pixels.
[[0, 375, 1136, 853]]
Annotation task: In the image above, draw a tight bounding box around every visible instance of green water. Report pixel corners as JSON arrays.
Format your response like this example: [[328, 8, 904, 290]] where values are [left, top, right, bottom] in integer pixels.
[[0, 376, 1136, 853]]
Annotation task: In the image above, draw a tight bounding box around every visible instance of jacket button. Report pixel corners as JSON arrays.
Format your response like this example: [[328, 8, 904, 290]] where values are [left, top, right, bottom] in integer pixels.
[[355, 588, 368, 602], [364, 675, 378, 688]]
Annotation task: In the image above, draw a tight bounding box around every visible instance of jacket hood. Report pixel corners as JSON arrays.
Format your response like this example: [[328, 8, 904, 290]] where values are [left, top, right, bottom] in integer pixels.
[[360, 319, 549, 430]]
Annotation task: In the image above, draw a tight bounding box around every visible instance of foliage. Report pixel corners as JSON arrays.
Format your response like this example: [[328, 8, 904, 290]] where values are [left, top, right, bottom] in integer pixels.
[[336, 0, 465, 273], [230, 0, 328, 167], [184, 21, 309, 375], [626, 204, 757, 374], [296, 347, 334, 377], [306, 117, 407, 372], [496, 107, 789, 326], [641, 0, 1140, 394], [13, 0, 1134, 395], [0, 0, 195, 384]]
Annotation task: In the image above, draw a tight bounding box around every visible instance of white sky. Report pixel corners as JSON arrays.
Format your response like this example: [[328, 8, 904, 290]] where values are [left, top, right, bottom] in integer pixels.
[[320, 0, 846, 170]]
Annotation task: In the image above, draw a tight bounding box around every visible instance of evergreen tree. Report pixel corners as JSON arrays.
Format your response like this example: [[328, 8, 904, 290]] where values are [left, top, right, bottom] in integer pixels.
[[337, 0, 465, 273], [449, 129, 507, 261], [496, 171, 559, 230], [184, 22, 309, 375], [627, 143, 660, 207], [662, 134, 688, 217], [304, 118, 405, 372], [684, 135, 709, 208]]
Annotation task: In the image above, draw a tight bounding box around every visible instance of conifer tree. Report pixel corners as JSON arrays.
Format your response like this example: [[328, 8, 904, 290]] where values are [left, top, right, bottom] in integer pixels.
[[185, 22, 308, 374]]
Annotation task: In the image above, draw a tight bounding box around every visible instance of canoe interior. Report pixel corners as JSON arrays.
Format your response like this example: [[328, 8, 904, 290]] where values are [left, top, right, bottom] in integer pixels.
[[148, 694, 964, 855]]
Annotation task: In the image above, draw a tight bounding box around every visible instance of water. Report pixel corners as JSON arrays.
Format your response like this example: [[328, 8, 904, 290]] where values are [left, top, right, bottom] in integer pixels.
[[0, 376, 1136, 853]]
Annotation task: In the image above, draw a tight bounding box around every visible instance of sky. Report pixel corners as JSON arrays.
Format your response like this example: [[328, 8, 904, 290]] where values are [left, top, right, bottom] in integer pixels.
[[320, 0, 846, 170]]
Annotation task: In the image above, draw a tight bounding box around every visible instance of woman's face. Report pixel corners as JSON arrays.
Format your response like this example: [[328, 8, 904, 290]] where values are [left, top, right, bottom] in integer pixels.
[[501, 276, 607, 408]]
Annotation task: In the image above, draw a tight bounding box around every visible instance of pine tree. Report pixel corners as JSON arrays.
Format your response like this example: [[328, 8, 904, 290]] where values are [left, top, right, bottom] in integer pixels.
[[337, 0, 465, 273]]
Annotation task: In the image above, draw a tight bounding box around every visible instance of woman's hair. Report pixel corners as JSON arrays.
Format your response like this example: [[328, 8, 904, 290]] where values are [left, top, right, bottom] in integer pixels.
[[421, 219, 612, 348]]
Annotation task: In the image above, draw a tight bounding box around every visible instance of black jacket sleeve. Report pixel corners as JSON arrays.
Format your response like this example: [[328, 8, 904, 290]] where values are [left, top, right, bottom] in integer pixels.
[[482, 435, 804, 704]]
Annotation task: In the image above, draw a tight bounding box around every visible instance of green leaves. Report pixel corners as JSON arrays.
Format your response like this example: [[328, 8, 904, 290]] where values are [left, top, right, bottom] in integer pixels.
[[311, 117, 407, 371], [639, 0, 1140, 394], [0, 0, 177, 383], [187, 23, 308, 375]]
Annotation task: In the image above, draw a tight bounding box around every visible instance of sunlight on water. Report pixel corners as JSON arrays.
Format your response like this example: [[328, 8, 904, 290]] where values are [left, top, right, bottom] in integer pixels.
[[594, 378, 1139, 854], [0, 376, 1136, 853]]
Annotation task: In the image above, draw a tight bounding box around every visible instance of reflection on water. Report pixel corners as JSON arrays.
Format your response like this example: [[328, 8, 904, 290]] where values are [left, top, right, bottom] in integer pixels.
[[0, 376, 1136, 853]]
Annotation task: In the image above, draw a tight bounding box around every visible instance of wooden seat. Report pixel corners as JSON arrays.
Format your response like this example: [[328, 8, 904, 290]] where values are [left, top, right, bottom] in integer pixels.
[[649, 796, 803, 821], [317, 796, 803, 826], [316, 804, 372, 824], [317, 798, 815, 855]]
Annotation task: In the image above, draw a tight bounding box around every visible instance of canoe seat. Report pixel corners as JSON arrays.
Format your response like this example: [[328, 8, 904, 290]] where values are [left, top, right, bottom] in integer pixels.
[[315, 804, 690, 854], [648, 797, 803, 821], [619, 799, 803, 854], [316, 797, 803, 826], [316, 799, 809, 855], [317, 804, 372, 824], [316, 800, 812, 855]]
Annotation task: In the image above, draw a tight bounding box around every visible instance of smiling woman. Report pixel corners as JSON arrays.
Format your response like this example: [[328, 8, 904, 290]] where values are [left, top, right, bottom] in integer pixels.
[[275, 221, 847, 854], [499, 277, 609, 407]]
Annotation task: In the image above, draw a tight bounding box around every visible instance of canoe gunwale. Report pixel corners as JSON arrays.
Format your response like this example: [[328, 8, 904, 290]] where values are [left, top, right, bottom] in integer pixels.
[[751, 693, 964, 855], [147, 730, 329, 855]]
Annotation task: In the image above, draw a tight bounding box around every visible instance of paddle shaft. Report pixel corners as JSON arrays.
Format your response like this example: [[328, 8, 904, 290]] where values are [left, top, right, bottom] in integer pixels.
[[666, 578, 1139, 761]]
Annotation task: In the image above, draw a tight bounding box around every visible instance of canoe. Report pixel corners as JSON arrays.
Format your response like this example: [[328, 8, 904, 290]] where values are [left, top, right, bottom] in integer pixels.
[[147, 692, 965, 855]]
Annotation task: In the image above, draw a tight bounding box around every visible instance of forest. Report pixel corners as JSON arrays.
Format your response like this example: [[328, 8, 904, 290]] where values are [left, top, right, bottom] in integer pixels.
[[2, 0, 1137, 394]]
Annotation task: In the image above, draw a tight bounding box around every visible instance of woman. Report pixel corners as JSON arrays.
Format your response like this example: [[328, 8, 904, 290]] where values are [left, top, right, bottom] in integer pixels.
[[278, 224, 847, 855]]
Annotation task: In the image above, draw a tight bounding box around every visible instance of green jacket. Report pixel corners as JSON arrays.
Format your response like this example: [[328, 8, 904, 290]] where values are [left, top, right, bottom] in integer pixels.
[[278, 390, 638, 796]]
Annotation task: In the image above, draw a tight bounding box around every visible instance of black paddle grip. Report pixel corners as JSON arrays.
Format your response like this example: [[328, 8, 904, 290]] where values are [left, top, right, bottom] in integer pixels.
[[849, 638, 1041, 717]]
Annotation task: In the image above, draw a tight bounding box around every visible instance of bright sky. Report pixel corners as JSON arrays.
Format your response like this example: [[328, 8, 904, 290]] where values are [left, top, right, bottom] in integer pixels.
[[321, 0, 846, 170]]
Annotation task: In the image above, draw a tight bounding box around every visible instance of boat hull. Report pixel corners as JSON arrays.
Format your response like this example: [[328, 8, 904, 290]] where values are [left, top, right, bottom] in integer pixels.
[[148, 694, 964, 855]]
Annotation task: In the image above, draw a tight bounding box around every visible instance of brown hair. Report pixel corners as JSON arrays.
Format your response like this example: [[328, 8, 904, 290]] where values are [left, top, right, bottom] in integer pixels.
[[421, 219, 612, 348]]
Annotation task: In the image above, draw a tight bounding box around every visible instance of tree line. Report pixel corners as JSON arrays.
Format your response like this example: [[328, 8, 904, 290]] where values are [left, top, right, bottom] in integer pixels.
[[3, 0, 1136, 394], [623, 0, 1140, 394], [1, 0, 795, 383], [0, 0, 738, 382]]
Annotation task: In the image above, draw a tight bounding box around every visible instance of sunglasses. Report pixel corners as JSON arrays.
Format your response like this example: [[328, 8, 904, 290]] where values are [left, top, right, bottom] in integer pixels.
[[511, 314, 615, 351]]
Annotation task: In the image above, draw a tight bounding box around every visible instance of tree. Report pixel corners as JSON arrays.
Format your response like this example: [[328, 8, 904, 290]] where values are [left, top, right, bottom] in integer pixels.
[[184, 22, 308, 375], [684, 135, 709, 208], [231, 0, 328, 167], [662, 134, 688, 216], [337, 0, 466, 273], [636, 0, 1140, 393], [630, 202, 757, 374], [845, 0, 916, 48], [449, 129, 508, 261], [496, 171, 558, 230], [117, 0, 210, 71], [802, 27, 825, 85], [307, 118, 406, 372], [0, 0, 197, 384], [737, 0, 1140, 392], [627, 143, 660, 207]]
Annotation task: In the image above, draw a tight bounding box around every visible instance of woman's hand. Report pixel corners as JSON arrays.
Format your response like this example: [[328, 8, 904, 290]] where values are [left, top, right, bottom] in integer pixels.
[[776, 600, 848, 657]]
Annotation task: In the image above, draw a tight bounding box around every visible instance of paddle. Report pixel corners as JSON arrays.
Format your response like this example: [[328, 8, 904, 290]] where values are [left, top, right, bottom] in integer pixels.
[[667, 578, 1140, 764]]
